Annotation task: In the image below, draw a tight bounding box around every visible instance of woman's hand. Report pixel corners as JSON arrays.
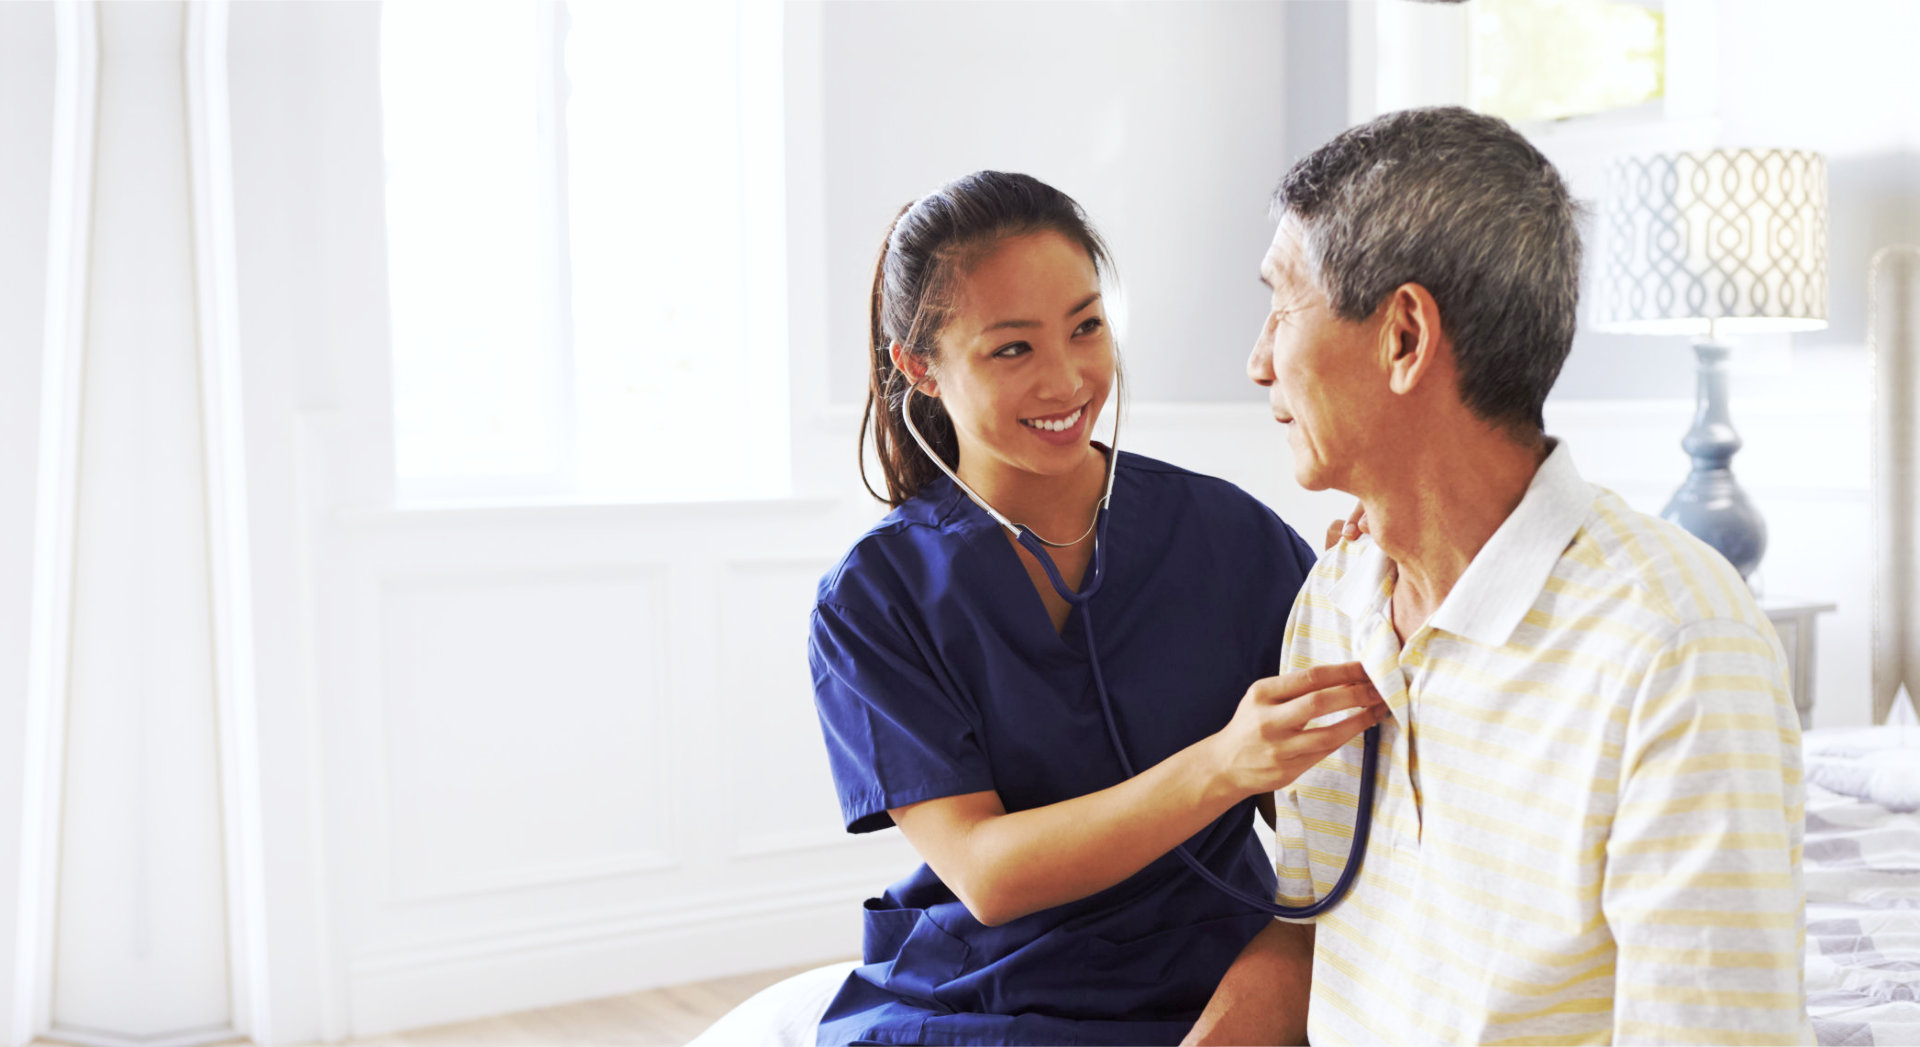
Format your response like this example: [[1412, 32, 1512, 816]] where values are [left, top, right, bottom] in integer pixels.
[[1324, 502, 1369, 550], [889, 663, 1383, 927], [1210, 662, 1383, 796]]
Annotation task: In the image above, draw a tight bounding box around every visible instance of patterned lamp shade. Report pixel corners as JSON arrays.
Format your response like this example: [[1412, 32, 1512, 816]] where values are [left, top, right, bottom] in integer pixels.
[[1598, 149, 1829, 335]]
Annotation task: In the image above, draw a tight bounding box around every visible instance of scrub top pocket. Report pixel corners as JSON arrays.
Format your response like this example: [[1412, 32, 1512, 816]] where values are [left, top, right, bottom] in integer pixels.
[[861, 897, 971, 1013]]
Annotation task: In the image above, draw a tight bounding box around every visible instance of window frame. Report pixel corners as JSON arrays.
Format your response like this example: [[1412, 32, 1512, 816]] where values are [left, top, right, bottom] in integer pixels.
[[1348, 0, 1717, 136]]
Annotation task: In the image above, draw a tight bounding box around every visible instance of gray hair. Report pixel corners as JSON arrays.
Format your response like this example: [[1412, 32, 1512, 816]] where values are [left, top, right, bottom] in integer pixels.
[[1273, 106, 1585, 433]]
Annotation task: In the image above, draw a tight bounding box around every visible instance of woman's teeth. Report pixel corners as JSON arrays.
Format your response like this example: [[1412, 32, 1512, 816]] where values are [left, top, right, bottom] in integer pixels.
[[1022, 407, 1083, 433]]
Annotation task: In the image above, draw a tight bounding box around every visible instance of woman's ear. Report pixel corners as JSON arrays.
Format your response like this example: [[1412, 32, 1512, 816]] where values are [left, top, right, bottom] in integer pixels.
[[890, 341, 938, 397]]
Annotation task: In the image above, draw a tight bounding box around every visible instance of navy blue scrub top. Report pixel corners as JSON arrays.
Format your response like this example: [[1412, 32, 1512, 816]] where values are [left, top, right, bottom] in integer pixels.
[[809, 452, 1319, 1047]]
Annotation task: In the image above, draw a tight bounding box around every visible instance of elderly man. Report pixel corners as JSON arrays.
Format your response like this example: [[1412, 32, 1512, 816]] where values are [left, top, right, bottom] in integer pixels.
[[1188, 107, 1811, 1045]]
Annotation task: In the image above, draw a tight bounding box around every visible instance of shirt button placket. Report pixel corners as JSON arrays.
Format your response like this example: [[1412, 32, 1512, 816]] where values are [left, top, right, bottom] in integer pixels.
[[1363, 613, 1422, 851]]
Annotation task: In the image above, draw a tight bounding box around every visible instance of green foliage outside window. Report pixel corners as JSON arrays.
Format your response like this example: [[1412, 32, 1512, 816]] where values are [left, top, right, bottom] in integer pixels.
[[1473, 0, 1665, 124]]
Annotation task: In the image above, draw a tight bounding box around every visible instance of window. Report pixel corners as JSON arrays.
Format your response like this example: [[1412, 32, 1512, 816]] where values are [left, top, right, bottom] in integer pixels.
[[1471, 0, 1665, 125], [381, 0, 788, 503]]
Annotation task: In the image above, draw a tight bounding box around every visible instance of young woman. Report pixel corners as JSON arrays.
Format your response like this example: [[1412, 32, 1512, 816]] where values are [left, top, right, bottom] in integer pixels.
[[809, 171, 1383, 1045]]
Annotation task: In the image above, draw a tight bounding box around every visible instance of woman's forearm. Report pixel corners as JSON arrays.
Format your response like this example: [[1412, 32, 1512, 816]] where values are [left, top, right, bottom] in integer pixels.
[[891, 665, 1381, 926], [951, 733, 1244, 925]]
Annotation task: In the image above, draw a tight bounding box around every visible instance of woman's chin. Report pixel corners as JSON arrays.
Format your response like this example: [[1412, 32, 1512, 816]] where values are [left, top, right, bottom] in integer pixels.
[[1019, 442, 1103, 481]]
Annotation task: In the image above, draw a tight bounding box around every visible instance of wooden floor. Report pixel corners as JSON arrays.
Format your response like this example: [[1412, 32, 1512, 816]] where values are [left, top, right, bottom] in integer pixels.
[[324, 960, 847, 1046]]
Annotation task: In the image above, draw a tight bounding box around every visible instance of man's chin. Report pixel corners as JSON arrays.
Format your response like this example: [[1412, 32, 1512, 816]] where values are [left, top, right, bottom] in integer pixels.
[[1292, 464, 1333, 493]]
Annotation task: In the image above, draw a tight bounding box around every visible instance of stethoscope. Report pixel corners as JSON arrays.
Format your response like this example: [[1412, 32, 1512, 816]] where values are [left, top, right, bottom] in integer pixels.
[[900, 381, 1379, 920]]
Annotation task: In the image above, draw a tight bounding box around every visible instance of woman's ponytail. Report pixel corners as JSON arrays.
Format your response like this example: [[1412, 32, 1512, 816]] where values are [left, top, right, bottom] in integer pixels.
[[859, 205, 958, 506]]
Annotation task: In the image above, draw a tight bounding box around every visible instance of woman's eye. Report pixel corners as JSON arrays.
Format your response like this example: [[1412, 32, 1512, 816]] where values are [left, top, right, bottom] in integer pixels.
[[1074, 317, 1105, 336], [992, 341, 1031, 359]]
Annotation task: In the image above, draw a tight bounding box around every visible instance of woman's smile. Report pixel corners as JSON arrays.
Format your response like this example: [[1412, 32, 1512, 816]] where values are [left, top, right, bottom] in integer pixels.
[[1019, 401, 1089, 441]]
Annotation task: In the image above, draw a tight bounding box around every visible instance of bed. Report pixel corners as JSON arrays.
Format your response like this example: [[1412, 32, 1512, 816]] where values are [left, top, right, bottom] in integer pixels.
[[1802, 709, 1920, 1046], [1810, 244, 1920, 1046]]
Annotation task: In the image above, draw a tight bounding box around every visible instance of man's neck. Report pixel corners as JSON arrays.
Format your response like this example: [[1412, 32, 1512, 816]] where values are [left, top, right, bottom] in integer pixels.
[[1364, 424, 1550, 640]]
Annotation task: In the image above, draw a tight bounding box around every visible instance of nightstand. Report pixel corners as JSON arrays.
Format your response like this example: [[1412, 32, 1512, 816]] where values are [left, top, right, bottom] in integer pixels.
[[1762, 598, 1836, 729]]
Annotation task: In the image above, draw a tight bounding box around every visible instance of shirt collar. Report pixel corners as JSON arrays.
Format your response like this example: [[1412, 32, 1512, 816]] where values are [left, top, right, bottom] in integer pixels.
[[1326, 440, 1593, 646], [1427, 439, 1593, 647], [1330, 537, 1395, 622]]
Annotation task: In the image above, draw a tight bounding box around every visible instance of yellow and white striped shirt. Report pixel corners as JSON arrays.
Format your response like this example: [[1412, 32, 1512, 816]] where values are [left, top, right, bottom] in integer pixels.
[[1276, 441, 1811, 1045]]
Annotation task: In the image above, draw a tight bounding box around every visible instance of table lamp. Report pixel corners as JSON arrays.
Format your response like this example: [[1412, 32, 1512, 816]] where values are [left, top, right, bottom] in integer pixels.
[[1597, 148, 1828, 581]]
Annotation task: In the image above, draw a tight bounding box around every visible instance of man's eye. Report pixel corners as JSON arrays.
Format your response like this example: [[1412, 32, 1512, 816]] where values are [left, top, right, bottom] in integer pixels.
[[993, 342, 1031, 359], [1074, 317, 1105, 337]]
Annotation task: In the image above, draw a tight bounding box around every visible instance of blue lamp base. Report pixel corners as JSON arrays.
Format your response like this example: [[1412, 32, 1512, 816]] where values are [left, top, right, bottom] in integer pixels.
[[1661, 338, 1767, 580]]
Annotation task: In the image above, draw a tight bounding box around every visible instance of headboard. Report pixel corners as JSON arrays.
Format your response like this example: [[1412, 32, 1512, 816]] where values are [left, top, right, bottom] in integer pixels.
[[1871, 246, 1920, 724]]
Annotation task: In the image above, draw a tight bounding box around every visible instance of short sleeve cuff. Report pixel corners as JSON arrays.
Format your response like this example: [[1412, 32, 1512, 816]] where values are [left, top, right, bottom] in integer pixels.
[[841, 774, 998, 834]]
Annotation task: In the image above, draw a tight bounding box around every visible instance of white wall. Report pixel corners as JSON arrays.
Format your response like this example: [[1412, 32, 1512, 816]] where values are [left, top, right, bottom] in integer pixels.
[[816, 1, 1295, 406], [1716, 0, 1920, 160]]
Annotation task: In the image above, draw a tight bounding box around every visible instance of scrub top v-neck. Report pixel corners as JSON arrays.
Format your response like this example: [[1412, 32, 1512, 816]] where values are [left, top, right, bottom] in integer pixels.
[[809, 451, 1317, 1047]]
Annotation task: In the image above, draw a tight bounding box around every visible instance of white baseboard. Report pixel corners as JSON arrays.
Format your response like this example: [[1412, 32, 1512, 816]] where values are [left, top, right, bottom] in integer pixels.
[[40, 1024, 239, 1047], [345, 877, 875, 1038]]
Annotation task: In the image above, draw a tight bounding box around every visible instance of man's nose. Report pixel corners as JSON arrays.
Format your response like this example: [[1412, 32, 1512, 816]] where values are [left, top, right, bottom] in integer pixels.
[[1247, 333, 1275, 387]]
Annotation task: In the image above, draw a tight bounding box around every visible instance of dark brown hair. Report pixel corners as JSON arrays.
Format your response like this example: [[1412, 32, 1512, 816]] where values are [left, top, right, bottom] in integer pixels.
[[860, 171, 1112, 507]]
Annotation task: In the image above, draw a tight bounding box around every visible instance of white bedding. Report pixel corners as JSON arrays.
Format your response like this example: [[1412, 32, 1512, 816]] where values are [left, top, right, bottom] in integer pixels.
[[1803, 711, 1920, 1046], [684, 960, 856, 1047]]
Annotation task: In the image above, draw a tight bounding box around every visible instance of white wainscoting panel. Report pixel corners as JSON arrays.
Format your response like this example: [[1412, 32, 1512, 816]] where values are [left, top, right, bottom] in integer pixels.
[[312, 500, 912, 1037], [720, 558, 856, 859], [377, 568, 677, 905]]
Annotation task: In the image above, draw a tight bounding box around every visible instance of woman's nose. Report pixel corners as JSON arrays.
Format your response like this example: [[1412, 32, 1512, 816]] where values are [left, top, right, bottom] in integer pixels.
[[1038, 345, 1085, 400]]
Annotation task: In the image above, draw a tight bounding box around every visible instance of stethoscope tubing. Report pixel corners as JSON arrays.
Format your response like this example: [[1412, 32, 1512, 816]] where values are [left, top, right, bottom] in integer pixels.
[[895, 375, 1374, 918], [1017, 526, 1378, 921]]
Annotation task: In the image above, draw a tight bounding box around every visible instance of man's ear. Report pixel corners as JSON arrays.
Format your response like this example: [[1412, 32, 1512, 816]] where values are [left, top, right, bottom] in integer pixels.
[[1378, 283, 1446, 396], [889, 341, 939, 397]]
